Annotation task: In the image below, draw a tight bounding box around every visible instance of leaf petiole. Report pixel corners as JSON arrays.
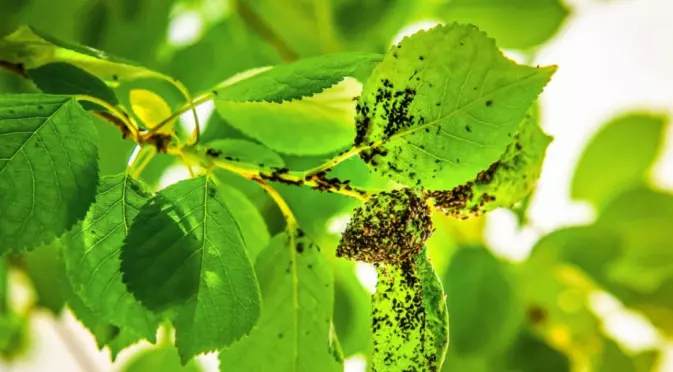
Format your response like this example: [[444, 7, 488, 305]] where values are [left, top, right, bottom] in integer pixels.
[[76, 94, 139, 138]]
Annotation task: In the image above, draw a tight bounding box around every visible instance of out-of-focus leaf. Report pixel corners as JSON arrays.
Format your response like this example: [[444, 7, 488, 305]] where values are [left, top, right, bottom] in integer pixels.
[[0, 26, 162, 82], [332, 259, 372, 358], [121, 344, 201, 372], [444, 248, 522, 356], [504, 331, 570, 372], [86, 0, 174, 67], [332, 0, 415, 53], [597, 188, 673, 292], [218, 185, 271, 262], [572, 113, 667, 209], [169, 14, 282, 94], [0, 311, 30, 361], [520, 233, 605, 368], [27, 62, 118, 105], [439, 0, 570, 49], [23, 241, 68, 315], [241, 0, 342, 56]]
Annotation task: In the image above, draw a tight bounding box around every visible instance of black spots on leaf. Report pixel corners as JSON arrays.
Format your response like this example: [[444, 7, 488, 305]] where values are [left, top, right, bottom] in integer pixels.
[[419, 56, 424, 61], [211, 90, 219, 97], [336, 189, 433, 264], [37, 105, 44, 110], [205, 148, 222, 158], [460, 42, 464, 46], [296, 242, 304, 254], [112, 74, 119, 81], [485, 99, 493, 107], [465, 125, 472, 133], [393, 52, 398, 59], [278, 333, 284, 339], [516, 142, 523, 151], [436, 102, 441, 107]]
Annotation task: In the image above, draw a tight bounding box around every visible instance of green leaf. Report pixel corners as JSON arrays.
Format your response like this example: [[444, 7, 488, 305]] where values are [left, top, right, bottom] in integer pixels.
[[332, 260, 373, 359], [168, 14, 282, 94], [371, 252, 449, 371], [27, 62, 119, 105], [121, 344, 201, 372], [216, 80, 360, 155], [63, 173, 159, 340], [440, 0, 570, 49], [444, 248, 523, 356], [0, 94, 99, 253], [572, 113, 667, 209], [218, 185, 271, 262], [212, 53, 381, 103], [504, 331, 570, 372], [206, 139, 285, 169], [121, 176, 261, 361], [67, 283, 121, 349], [0, 311, 30, 361], [431, 108, 551, 218], [219, 232, 343, 371], [107, 328, 144, 361], [23, 241, 68, 314], [0, 25, 161, 82], [597, 188, 673, 293], [355, 23, 555, 190], [238, 0, 342, 57]]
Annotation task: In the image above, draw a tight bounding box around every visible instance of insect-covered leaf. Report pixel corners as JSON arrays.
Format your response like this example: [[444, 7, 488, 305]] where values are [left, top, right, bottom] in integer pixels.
[[216, 79, 361, 155], [121, 176, 261, 361], [572, 113, 667, 209], [219, 232, 343, 371], [355, 23, 555, 190], [27, 62, 119, 106], [439, 0, 570, 49], [212, 53, 381, 103], [121, 344, 201, 372], [0, 25, 161, 82], [371, 251, 449, 371], [206, 139, 285, 170], [0, 94, 99, 253], [431, 109, 551, 218], [63, 173, 159, 340], [444, 248, 523, 356]]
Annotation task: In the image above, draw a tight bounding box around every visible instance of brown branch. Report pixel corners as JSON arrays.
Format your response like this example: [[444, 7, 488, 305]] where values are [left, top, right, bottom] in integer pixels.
[[0, 60, 28, 78]]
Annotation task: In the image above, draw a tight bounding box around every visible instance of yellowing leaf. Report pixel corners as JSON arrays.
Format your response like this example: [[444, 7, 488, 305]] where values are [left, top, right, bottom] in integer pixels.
[[130, 89, 173, 133]]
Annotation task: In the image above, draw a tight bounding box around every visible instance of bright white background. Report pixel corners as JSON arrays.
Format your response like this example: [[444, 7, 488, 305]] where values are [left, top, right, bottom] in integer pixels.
[[3, 0, 673, 370]]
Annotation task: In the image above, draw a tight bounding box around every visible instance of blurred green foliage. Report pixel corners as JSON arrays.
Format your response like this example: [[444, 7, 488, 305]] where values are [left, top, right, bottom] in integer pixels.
[[1, 0, 671, 371]]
